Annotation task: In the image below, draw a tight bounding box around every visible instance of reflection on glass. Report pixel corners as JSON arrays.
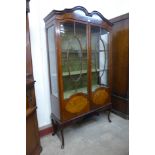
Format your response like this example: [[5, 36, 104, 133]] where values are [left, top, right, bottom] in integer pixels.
[[47, 26, 58, 97], [60, 22, 87, 99], [74, 10, 86, 16], [91, 26, 109, 91], [92, 14, 102, 21]]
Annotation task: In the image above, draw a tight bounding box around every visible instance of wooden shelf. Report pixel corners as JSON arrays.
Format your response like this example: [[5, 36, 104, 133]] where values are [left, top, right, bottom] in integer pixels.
[[64, 87, 87, 98], [62, 49, 87, 53], [63, 70, 87, 76], [63, 69, 108, 76], [63, 85, 107, 99]]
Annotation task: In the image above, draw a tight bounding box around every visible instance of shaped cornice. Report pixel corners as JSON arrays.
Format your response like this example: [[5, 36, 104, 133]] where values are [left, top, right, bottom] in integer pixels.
[[44, 6, 113, 26]]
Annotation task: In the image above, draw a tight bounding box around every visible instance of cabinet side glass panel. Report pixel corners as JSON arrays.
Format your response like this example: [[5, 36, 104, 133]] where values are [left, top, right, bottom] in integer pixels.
[[47, 26, 59, 97], [91, 26, 109, 91], [60, 22, 88, 99]]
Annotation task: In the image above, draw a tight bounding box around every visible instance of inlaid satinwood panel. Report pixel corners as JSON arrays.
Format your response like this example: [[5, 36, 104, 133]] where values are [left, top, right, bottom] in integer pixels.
[[92, 88, 110, 105], [65, 94, 89, 114]]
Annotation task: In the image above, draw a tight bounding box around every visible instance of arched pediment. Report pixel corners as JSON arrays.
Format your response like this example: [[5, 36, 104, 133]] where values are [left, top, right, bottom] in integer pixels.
[[44, 6, 113, 26]]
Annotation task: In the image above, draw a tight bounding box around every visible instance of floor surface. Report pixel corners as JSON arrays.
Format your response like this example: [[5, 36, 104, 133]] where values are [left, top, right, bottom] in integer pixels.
[[41, 112, 129, 155]]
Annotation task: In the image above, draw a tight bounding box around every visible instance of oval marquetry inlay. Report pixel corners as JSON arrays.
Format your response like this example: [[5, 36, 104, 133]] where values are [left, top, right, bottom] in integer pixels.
[[65, 95, 88, 114], [92, 89, 109, 105]]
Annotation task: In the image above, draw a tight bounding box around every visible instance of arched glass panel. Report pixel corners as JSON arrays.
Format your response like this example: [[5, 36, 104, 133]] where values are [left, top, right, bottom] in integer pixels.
[[91, 26, 109, 91], [60, 22, 87, 99]]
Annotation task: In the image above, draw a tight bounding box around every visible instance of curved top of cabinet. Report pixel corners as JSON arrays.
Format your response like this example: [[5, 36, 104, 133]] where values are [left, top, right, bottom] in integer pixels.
[[44, 6, 113, 27]]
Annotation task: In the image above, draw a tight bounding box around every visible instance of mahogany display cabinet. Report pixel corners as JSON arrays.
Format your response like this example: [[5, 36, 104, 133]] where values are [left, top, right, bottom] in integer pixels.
[[44, 6, 113, 148]]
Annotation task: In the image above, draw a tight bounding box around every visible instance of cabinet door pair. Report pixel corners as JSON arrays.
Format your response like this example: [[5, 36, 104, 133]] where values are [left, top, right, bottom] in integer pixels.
[[47, 21, 111, 120]]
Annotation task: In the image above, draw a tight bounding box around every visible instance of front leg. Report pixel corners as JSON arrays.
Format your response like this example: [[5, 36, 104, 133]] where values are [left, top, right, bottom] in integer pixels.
[[108, 109, 112, 123], [60, 129, 64, 149], [51, 118, 57, 136]]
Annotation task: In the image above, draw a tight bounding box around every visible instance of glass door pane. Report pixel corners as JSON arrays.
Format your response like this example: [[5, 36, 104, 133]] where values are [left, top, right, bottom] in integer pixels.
[[60, 22, 87, 99], [91, 26, 109, 91]]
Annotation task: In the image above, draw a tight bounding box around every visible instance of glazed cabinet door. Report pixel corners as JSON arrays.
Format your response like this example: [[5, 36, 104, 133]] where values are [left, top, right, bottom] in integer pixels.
[[90, 26, 111, 108], [59, 21, 90, 121]]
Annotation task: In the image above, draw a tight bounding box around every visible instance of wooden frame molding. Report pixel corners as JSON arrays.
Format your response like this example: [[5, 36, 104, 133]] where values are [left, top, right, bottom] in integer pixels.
[[110, 13, 129, 24]]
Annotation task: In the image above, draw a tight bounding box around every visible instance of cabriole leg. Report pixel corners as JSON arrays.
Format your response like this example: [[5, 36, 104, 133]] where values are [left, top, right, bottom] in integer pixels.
[[108, 110, 112, 123], [51, 118, 56, 136], [60, 129, 64, 149]]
